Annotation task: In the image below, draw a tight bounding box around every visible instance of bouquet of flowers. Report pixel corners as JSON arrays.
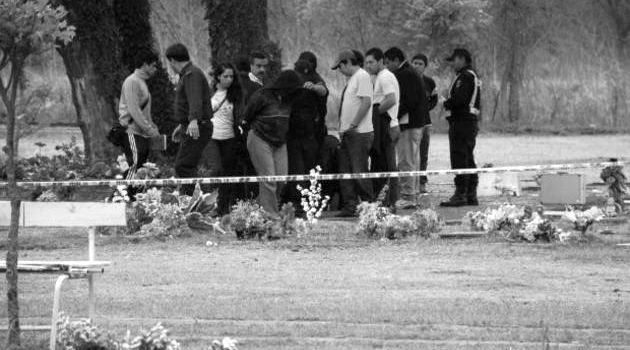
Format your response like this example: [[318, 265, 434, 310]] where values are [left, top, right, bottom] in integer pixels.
[[296, 166, 330, 225], [463, 204, 525, 232], [600, 165, 627, 212], [563, 206, 604, 235]]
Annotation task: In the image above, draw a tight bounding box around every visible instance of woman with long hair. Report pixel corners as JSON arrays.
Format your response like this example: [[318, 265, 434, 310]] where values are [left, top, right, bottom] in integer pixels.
[[211, 62, 243, 215]]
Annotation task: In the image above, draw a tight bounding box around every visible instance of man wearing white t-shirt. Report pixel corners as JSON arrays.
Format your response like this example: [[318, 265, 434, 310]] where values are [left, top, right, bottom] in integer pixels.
[[332, 50, 374, 217], [365, 48, 401, 210]]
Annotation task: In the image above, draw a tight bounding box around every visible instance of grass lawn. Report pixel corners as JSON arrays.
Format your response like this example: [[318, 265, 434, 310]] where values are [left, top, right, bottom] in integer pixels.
[[1, 207, 629, 349], [1, 131, 630, 349]]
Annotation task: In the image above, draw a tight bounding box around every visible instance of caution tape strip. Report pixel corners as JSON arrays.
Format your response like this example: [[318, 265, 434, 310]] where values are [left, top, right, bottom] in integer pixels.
[[0, 161, 622, 188]]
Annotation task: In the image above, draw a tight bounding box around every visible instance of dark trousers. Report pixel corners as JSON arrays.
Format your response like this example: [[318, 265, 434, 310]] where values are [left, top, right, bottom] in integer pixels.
[[174, 124, 211, 195], [121, 132, 150, 199], [419, 125, 431, 185], [234, 136, 259, 201], [283, 136, 320, 214], [338, 131, 374, 213], [370, 109, 399, 207], [214, 138, 239, 215], [319, 135, 341, 209], [448, 119, 478, 189]]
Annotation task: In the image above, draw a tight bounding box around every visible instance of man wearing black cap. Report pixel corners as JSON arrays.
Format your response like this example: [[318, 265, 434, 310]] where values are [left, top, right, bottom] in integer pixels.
[[440, 48, 481, 207], [166, 43, 213, 196]]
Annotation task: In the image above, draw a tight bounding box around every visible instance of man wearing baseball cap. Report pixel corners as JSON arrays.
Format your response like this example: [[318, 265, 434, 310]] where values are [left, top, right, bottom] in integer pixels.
[[440, 48, 482, 207], [332, 50, 375, 217]]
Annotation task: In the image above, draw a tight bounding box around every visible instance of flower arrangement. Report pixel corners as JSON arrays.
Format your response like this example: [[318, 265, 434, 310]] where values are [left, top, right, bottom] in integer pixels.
[[296, 166, 330, 225], [127, 185, 219, 239], [56, 314, 116, 350], [120, 323, 180, 350], [229, 200, 273, 239], [357, 202, 392, 238], [517, 212, 566, 242], [208, 337, 238, 350], [56, 314, 238, 350], [463, 204, 525, 233], [600, 165, 627, 213], [357, 202, 443, 240], [563, 206, 604, 235], [411, 209, 443, 237], [464, 204, 580, 243]]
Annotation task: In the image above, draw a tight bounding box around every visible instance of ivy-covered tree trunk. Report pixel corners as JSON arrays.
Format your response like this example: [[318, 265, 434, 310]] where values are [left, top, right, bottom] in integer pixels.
[[2, 71, 21, 349], [58, 46, 116, 163], [205, 0, 281, 78], [56, 0, 123, 164], [113, 0, 176, 152]]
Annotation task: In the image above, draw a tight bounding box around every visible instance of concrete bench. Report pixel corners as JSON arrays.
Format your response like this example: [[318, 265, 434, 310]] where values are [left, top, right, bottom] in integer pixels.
[[0, 201, 126, 350]]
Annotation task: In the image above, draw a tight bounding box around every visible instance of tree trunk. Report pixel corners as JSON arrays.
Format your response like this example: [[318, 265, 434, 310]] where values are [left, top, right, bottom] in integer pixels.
[[55, 0, 122, 165], [58, 46, 117, 164], [611, 37, 629, 127], [205, 0, 282, 79], [1, 63, 22, 350]]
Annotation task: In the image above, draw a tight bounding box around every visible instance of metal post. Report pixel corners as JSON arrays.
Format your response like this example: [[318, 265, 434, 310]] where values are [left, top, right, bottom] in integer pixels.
[[50, 275, 69, 350]]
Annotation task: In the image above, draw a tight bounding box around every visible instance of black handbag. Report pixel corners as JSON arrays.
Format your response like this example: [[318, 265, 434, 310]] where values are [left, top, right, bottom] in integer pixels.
[[106, 124, 127, 147]]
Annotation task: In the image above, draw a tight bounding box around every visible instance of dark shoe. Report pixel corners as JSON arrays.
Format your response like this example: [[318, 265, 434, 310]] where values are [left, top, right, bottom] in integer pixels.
[[440, 196, 467, 207], [440, 179, 468, 207], [466, 176, 479, 206]]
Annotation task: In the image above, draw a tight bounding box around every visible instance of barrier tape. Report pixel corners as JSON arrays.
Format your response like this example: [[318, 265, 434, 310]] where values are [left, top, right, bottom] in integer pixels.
[[0, 161, 622, 189]]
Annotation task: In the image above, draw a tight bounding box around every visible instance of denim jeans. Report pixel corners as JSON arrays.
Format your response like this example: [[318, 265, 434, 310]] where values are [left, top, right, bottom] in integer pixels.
[[396, 127, 424, 200], [419, 125, 431, 185], [247, 130, 287, 216], [338, 131, 374, 213]]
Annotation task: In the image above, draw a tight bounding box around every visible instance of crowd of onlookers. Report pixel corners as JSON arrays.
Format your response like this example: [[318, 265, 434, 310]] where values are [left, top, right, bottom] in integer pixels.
[[116, 42, 481, 218]]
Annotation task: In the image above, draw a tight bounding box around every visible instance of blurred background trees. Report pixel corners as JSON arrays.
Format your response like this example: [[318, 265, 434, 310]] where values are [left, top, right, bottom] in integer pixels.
[[4, 0, 630, 155]]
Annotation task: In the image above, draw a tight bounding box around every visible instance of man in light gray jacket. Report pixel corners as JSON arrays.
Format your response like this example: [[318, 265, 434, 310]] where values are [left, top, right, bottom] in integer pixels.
[[118, 49, 160, 193]]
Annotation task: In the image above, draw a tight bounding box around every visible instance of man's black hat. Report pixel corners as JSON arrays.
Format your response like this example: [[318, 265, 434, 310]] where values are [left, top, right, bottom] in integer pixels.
[[446, 48, 472, 63]]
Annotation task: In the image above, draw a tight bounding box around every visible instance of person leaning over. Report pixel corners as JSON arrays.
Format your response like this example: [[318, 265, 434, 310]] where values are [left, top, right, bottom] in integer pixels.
[[166, 43, 213, 196], [440, 48, 481, 207], [242, 70, 302, 217], [412, 53, 438, 194], [118, 48, 160, 200], [333, 50, 375, 217], [383, 47, 430, 209], [364, 47, 401, 210]]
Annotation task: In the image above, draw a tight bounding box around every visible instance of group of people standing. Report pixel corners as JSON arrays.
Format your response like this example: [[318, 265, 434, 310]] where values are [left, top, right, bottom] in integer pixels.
[[116, 42, 481, 219]]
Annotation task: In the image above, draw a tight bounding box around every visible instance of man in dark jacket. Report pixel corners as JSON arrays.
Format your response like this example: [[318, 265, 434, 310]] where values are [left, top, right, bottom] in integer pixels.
[[412, 53, 438, 193], [282, 58, 328, 215], [240, 51, 268, 105], [440, 48, 481, 207], [166, 43, 212, 196], [384, 47, 430, 209]]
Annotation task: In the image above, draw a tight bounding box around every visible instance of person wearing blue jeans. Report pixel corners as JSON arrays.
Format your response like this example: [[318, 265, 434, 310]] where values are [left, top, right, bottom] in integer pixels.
[[332, 50, 374, 217], [242, 70, 302, 216]]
